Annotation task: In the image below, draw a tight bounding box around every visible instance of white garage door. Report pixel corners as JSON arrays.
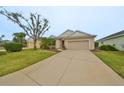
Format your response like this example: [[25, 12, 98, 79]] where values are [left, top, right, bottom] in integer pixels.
[[67, 40, 89, 50]]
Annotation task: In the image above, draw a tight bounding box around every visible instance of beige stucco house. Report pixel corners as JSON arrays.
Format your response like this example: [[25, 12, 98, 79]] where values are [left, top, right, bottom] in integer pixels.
[[97, 30, 124, 51], [55, 30, 96, 50]]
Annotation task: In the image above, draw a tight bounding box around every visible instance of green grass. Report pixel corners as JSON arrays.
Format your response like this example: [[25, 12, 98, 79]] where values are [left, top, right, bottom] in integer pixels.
[[0, 49, 56, 76], [93, 50, 124, 78], [0, 51, 7, 56]]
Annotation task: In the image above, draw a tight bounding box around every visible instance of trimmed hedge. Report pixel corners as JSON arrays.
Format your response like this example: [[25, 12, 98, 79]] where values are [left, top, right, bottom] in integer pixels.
[[3, 43, 23, 52], [99, 45, 118, 51]]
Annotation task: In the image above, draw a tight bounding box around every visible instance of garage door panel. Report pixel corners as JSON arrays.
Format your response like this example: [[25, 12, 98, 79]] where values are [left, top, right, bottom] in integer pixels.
[[67, 40, 89, 50]]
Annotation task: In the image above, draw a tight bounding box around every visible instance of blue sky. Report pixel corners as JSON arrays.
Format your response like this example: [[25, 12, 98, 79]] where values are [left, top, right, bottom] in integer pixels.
[[0, 6, 124, 40]]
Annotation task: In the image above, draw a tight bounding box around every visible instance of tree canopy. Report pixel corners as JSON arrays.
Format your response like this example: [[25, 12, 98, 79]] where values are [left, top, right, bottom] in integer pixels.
[[0, 9, 50, 49]]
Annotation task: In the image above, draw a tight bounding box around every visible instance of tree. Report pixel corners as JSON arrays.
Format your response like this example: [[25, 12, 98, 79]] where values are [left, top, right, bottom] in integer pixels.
[[13, 32, 26, 43], [13, 32, 27, 47], [0, 9, 50, 50]]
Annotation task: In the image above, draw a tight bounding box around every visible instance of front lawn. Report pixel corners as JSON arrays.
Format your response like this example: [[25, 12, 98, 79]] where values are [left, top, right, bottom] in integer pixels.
[[0, 49, 56, 76], [0, 51, 7, 56], [93, 50, 124, 78]]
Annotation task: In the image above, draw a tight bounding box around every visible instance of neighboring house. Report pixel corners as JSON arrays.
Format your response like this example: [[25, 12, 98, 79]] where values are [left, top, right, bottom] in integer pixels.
[[55, 29, 96, 50], [97, 30, 124, 51], [49, 35, 56, 39], [27, 38, 41, 48]]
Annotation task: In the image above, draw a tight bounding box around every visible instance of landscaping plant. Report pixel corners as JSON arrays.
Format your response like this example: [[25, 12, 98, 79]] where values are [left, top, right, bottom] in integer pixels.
[[13, 32, 27, 47], [99, 45, 118, 51], [3, 42, 23, 52], [40, 37, 55, 49]]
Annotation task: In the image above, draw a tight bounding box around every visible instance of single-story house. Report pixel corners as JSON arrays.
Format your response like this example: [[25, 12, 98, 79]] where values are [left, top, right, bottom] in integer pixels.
[[97, 30, 124, 51], [55, 29, 96, 50]]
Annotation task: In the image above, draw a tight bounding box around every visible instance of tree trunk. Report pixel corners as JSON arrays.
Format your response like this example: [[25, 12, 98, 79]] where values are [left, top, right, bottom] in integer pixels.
[[33, 39, 37, 50]]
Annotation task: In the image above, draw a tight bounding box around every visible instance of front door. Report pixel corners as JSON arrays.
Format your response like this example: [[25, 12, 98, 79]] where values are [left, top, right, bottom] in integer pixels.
[[62, 40, 65, 49]]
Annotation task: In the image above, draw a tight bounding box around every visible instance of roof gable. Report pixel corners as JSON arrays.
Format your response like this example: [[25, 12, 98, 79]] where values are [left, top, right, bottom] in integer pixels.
[[57, 29, 96, 39], [57, 29, 74, 39], [70, 31, 94, 37]]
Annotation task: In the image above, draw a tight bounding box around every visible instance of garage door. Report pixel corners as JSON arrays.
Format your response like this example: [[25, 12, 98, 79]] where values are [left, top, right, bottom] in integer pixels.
[[67, 40, 89, 50]]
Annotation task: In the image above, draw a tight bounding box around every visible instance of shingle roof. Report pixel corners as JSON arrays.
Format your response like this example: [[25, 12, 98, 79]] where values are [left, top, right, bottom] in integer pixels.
[[56, 29, 96, 39], [49, 35, 56, 38], [57, 29, 74, 39], [98, 30, 124, 41]]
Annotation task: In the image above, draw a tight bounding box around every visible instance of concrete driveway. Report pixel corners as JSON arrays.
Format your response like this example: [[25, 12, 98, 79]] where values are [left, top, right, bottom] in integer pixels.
[[0, 50, 124, 86]]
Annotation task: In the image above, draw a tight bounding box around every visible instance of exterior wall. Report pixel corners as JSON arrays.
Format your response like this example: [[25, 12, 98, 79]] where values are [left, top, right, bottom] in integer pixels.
[[55, 40, 61, 49], [98, 36, 124, 51], [27, 40, 41, 48], [89, 38, 95, 50], [56, 37, 95, 50]]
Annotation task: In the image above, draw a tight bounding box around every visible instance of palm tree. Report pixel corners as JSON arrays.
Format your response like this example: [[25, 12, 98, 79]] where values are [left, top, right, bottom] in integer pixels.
[[13, 32, 26, 44]]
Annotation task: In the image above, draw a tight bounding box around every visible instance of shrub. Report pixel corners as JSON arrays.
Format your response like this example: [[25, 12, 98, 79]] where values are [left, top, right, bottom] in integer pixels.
[[3, 42, 23, 52], [40, 37, 55, 49], [99, 45, 118, 51]]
